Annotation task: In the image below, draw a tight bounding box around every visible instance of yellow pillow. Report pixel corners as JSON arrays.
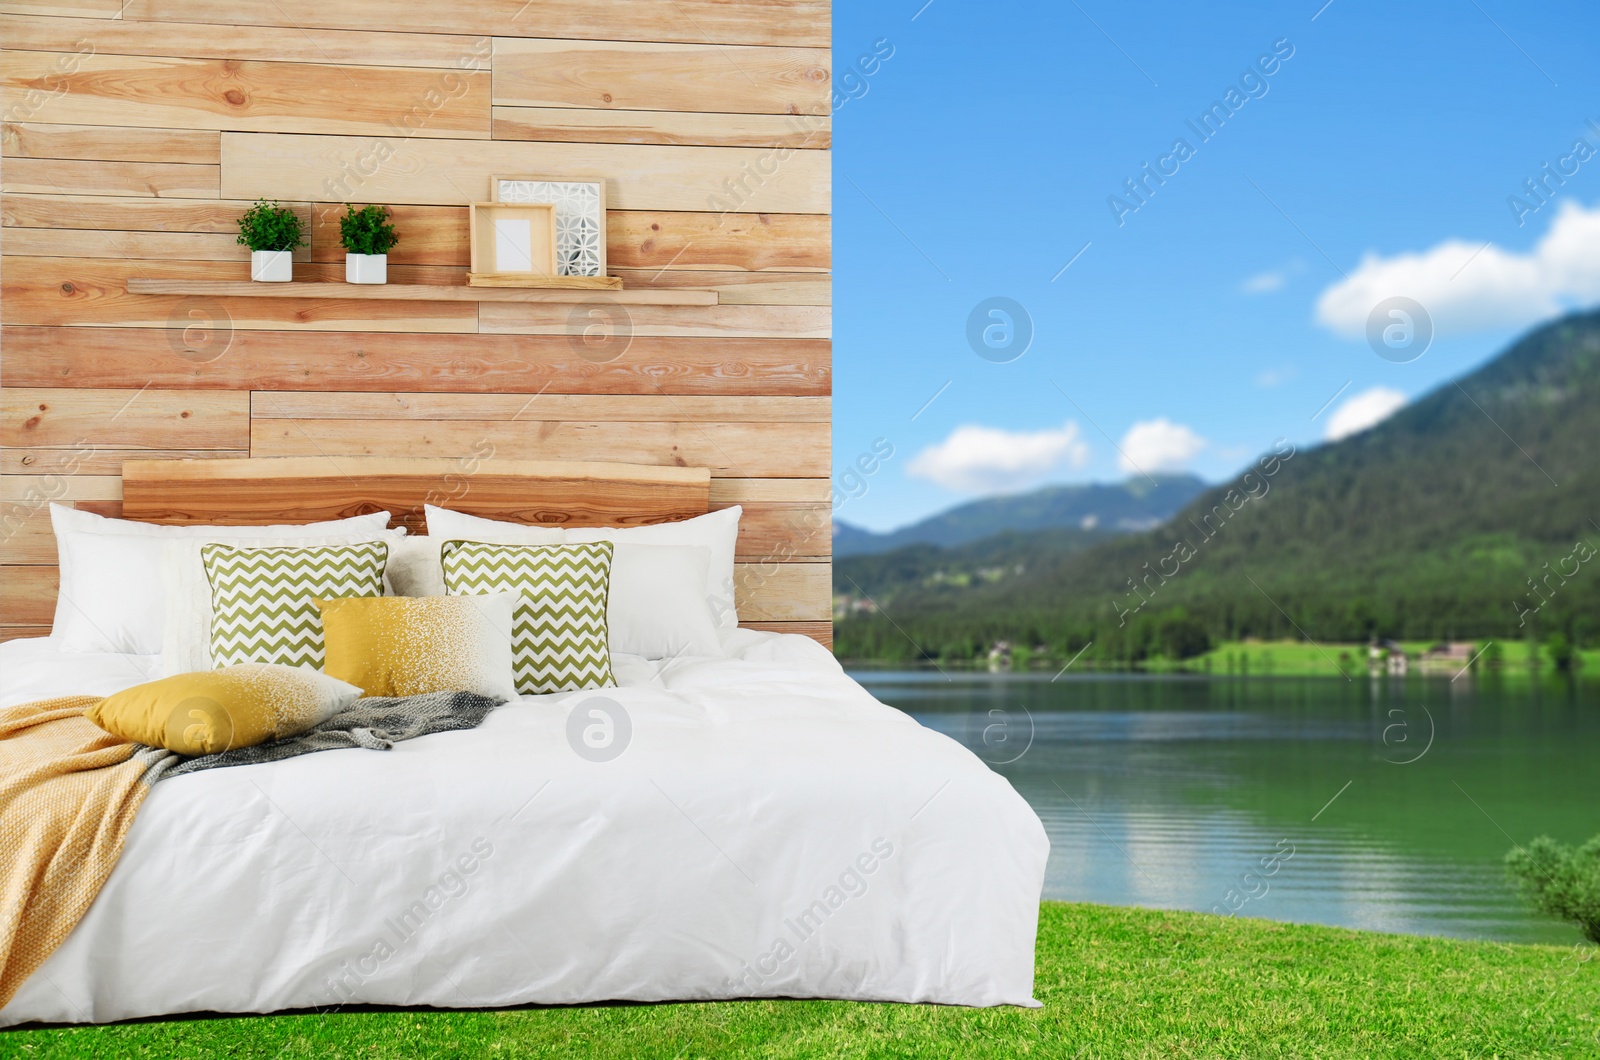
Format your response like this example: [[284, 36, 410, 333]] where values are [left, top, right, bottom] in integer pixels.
[[316, 593, 517, 702], [87, 663, 362, 756]]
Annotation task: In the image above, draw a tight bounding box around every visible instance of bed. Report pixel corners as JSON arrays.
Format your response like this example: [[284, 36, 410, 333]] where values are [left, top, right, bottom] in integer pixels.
[[0, 458, 1047, 1024]]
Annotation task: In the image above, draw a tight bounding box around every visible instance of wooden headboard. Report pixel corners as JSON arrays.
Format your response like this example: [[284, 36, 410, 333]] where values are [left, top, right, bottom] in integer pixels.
[[121, 456, 710, 535]]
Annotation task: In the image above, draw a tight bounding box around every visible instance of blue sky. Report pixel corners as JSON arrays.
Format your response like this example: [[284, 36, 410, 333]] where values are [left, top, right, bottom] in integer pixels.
[[831, 0, 1600, 531]]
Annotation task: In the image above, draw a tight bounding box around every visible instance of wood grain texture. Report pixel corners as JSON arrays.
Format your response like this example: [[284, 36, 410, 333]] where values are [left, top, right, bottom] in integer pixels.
[[1, 447, 249, 475], [250, 393, 830, 422], [1, 158, 218, 197], [0, 627, 51, 641], [303, 205, 831, 272], [122, 0, 831, 48], [124, 278, 718, 306], [1, 14, 492, 70], [0, 51, 491, 138], [731, 502, 830, 559], [607, 211, 829, 272], [491, 107, 828, 149], [0, 0, 120, 18], [2, 227, 309, 262], [0, 0, 832, 645], [121, 456, 711, 535], [710, 478, 831, 503], [491, 39, 829, 116], [613, 270, 830, 306], [0, 470, 827, 560], [0, 565, 57, 627], [734, 561, 830, 621], [310, 203, 467, 265], [738, 620, 832, 646], [0, 475, 121, 501], [481, 301, 829, 339], [250, 418, 831, 478], [2, 121, 220, 162], [2, 501, 62, 565], [1, 387, 250, 449], [2, 327, 832, 395], [2, 257, 478, 332], [220, 133, 830, 214], [1, 194, 293, 233]]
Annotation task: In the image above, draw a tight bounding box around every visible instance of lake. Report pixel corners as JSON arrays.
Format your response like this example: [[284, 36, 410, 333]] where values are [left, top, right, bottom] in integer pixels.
[[851, 669, 1600, 945]]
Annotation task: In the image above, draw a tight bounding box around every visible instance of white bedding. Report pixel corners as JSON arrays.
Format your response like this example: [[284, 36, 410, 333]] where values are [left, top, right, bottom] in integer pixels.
[[0, 632, 1048, 1024]]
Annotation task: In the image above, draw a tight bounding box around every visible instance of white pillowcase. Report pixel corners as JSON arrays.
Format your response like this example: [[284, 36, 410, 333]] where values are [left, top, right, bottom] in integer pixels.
[[606, 544, 722, 659], [386, 536, 448, 598], [159, 529, 404, 677], [567, 507, 743, 628], [50, 504, 396, 657], [426, 504, 743, 636], [423, 505, 565, 547]]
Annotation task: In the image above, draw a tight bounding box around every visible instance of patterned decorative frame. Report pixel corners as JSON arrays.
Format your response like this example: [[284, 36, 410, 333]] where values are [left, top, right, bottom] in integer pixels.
[[492, 175, 608, 277]]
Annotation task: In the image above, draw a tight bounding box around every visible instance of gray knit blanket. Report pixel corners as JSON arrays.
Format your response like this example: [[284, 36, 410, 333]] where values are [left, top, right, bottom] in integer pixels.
[[156, 690, 500, 780]]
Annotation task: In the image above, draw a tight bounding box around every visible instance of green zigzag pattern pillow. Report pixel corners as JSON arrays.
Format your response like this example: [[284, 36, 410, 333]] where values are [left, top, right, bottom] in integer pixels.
[[440, 540, 615, 695], [203, 541, 389, 669]]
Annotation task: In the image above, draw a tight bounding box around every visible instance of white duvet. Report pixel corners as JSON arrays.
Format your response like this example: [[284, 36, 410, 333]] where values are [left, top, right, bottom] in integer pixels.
[[0, 632, 1047, 1024]]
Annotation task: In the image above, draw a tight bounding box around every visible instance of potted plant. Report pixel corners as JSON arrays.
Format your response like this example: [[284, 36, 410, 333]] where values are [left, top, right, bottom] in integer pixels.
[[339, 204, 399, 284], [236, 200, 303, 282]]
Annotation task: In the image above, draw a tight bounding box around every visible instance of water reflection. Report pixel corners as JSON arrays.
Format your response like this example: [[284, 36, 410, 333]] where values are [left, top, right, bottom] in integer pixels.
[[854, 670, 1600, 944]]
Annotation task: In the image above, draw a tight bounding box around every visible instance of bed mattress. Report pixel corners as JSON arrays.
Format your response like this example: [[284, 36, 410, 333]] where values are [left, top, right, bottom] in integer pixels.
[[0, 631, 1048, 1024]]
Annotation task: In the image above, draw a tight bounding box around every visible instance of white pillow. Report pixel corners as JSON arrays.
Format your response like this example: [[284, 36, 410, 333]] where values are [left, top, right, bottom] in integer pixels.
[[567, 507, 742, 628], [159, 529, 405, 677], [607, 544, 722, 659], [386, 536, 447, 598], [50, 504, 397, 656], [423, 505, 566, 547]]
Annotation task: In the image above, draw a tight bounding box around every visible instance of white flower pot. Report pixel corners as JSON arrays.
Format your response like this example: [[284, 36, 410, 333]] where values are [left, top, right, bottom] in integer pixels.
[[250, 249, 293, 282], [345, 253, 388, 284]]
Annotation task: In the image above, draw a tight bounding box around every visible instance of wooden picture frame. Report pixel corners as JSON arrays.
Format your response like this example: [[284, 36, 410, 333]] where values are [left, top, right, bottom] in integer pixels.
[[492, 174, 608, 277], [468, 202, 557, 286]]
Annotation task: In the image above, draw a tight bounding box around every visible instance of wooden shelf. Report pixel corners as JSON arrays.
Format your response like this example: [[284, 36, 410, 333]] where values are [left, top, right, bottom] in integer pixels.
[[125, 278, 718, 306]]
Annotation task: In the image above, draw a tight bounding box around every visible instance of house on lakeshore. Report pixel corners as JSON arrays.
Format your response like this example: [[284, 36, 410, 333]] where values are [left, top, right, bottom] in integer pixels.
[[1417, 642, 1476, 675]]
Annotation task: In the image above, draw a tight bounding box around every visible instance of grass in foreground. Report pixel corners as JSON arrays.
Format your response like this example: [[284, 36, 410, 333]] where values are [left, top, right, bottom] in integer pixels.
[[3, 903, 1596, 1059]]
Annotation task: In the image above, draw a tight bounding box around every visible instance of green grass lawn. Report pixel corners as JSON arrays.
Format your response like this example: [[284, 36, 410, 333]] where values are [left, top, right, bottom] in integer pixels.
[[1161, 638, 1600, 678], [4, 903, 1596, 1059]]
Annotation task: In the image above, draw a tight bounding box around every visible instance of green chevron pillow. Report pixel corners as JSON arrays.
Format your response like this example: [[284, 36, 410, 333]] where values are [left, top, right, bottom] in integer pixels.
[[202, 541, 389, 669], [439, 540, 615, 695]]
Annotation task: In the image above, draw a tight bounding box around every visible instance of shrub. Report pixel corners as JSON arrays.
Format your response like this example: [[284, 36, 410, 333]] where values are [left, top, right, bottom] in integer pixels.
[[1545, 632, 1578, 671], [235, 200, 304, 252], [339, 204, 399, 256], [1506, 835, 1600, 943]]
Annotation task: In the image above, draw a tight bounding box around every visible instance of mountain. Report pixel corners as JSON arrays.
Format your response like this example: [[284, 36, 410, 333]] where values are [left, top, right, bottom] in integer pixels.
[[833, 474, 1208, 557], [835, 309, 1600, 661], [836, 525, 1114, 604]]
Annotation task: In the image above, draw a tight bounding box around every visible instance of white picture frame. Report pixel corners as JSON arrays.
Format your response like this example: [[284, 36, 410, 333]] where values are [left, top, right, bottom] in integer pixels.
[[492, 175, 607, 278]]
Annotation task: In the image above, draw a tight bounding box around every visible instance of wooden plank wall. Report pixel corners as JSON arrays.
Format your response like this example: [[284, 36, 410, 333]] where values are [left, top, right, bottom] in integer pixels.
[[0, 1, 833, 644]]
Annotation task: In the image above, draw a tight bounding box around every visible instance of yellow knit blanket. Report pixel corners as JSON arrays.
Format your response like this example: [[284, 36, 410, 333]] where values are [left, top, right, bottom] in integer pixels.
[[0, 696, 164, 1010]]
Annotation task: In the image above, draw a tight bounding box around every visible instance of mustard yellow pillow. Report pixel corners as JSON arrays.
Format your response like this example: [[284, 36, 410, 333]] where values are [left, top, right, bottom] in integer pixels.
[[87, 663, 362, 755], [316, 593, 517, 702]]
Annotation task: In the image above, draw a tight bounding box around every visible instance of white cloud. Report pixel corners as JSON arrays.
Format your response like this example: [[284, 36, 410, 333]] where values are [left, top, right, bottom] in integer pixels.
[[1324, 386, 1406, 441], [1118, 418, 1206, 474], [1315, 201, 1600, 338], [1241, 270, 1286, 294], [907, 422, 1089, 494]]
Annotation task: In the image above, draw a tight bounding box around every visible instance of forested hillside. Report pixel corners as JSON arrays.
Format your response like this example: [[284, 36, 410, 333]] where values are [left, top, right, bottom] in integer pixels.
[[836, 310, 1600, 662]]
